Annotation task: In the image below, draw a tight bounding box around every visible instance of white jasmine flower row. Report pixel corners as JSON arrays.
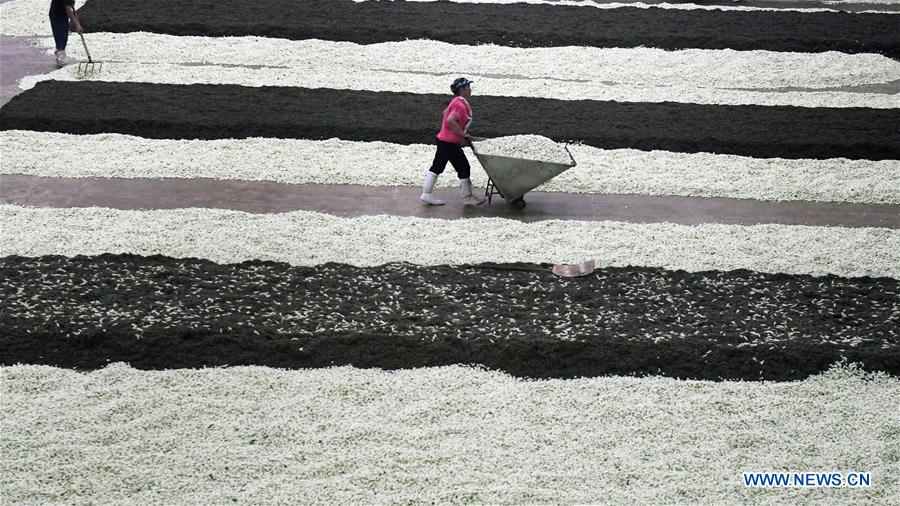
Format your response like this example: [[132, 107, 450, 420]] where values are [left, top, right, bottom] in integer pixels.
[[25, 61, 897, 109], [2, 363, 897, 504], [3, 205, 898, 278], [26, 33, 900, 94], [0, 0, 88, 36], [4, 131, 897, 204]]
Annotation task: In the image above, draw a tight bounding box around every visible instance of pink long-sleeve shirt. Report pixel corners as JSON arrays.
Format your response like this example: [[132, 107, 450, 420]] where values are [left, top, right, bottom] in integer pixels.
[[436, 96, 472, 144]]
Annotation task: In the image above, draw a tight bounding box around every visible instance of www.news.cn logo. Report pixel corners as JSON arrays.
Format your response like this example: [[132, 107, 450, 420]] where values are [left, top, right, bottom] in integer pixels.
[[743, 471, 871, 488]]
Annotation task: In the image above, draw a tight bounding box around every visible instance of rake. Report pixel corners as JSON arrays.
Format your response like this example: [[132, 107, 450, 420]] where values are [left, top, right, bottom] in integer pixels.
[[72, 10, 102, 78], [76, 32, 103, 78]]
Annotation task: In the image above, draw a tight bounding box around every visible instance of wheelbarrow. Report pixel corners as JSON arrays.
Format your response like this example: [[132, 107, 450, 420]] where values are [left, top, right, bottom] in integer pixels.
[[470, 138, 577, 210]]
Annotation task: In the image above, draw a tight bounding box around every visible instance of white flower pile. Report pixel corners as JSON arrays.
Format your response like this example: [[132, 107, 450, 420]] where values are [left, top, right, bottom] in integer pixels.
[[5, 131, 896, 204], [0, 0, 89, 36], [6, 32, 898, 107], [22, 60, 899, 109], [48, 35, 890, 90], [474, 135, 574, 165], [3, 205, 898, 278], [2, 363, 897, 503]]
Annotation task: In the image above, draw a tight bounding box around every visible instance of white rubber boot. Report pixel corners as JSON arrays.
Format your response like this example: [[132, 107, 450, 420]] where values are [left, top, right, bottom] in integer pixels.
[[460, 178, 485, 206], [420, 171, 445, 205], [55, 50, 70, 68]]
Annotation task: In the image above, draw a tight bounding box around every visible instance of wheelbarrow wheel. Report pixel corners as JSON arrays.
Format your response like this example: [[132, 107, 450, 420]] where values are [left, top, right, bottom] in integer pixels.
[[509, 197, 526, 210]]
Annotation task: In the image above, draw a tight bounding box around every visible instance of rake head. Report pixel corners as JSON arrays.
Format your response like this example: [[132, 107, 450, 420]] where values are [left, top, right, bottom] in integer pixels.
[[77, 60, 103, 78]]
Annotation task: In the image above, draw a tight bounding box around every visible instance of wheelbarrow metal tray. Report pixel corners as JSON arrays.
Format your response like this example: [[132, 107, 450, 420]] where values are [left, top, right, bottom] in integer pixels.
[[471, 144, 577, 202]]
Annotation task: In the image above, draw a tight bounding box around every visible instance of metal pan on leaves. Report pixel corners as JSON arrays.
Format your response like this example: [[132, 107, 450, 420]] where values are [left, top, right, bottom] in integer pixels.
[[551, 260, 596, 278]]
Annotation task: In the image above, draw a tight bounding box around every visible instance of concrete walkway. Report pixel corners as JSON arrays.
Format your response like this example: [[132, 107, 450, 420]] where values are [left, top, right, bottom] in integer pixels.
[[0, 35, 54, 108], [3, 174, 898, 228]]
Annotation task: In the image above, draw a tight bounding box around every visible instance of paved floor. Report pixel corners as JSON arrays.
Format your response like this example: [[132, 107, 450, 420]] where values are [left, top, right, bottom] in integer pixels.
[[3, 174, 897, 228], [1, 3, 897, 228], [0, 35, 54, 108]]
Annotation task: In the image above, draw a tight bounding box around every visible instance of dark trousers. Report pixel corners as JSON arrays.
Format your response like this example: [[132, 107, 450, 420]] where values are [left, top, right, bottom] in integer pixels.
[[429, 140, 471, 180], [50, 17, 69, 51]]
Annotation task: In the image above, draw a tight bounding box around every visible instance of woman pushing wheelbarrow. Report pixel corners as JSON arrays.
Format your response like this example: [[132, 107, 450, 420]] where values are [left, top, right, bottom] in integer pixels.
[[419, 77, 486, 207]]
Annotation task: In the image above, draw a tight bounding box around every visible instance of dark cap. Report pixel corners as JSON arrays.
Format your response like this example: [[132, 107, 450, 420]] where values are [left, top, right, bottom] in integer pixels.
[[451, 77, 474, 94]]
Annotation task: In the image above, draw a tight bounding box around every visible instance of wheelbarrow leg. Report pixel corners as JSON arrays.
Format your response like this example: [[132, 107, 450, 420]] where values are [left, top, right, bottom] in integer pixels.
[[485, 177, 524, 209], [485, 178, 501, 205]]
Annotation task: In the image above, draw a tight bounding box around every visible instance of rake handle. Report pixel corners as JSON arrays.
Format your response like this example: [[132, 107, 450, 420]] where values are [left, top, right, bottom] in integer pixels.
[[78, 33, 92, 63], [71, 10, 92, 63]]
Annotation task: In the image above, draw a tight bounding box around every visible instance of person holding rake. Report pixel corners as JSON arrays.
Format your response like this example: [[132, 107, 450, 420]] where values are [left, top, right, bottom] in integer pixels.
[[49, 0, 83, 67]]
